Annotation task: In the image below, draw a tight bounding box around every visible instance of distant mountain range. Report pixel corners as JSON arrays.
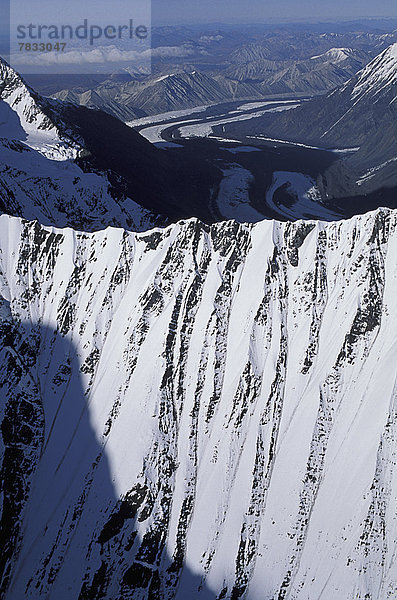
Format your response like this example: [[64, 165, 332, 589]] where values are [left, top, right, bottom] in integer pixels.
[[221, 43, 397, 201], [52, 47, 372, 120], [225, 47, 370, 93]]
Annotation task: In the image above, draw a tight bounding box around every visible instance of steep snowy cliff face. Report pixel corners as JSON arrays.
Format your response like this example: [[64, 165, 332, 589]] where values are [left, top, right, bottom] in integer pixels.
[[0, 210, 396, 600]]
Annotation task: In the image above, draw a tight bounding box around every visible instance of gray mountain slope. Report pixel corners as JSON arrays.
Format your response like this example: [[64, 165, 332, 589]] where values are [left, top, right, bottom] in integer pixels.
[[223, 43, 397, 199], [52, 48, 370, 120]]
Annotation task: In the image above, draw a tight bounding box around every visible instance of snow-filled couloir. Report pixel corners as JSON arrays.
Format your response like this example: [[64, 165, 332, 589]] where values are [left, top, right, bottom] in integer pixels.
[[0, 209, 396, 599]]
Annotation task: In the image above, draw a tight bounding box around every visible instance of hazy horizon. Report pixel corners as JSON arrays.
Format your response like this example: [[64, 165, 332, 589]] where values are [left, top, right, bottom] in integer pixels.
[[151, 0, 397, 26]]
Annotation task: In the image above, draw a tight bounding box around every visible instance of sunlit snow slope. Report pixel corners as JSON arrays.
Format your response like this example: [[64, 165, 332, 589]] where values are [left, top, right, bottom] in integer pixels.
[[0, 58, 159, 231], [0, 210, 396, 600]]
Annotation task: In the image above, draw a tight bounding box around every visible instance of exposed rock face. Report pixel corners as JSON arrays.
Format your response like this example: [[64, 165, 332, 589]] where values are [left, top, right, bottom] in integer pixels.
[[0, 57, 161, 230], [0, 209, 396, 599], [54, 71, 235, 120]]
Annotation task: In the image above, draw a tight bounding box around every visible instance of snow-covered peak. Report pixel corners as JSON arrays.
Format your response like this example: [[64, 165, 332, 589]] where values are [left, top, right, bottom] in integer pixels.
[[351, 42, 397, 100], [0, 57, 78, 160], [0, 56, 20, 87], [0, 57, 162, 232], [310, 47, 356, 62], [390, 41, 397, 58]]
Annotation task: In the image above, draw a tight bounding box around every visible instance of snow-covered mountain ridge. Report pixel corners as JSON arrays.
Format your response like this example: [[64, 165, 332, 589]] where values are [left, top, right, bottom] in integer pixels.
[[0, 208, 396, 599], [1, 57, 223, 231], [0, 56, 162, 231], [350, 42, 397, 100], [0, 58, 79, 160]]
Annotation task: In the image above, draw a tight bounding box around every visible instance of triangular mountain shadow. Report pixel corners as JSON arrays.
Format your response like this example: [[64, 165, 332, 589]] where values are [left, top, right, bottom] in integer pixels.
[[0, 301, 218, 599]]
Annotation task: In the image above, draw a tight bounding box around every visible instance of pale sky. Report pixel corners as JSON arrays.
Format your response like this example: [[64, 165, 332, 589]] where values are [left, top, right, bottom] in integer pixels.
[[1, 0, 397, 34], [151, 0, 397, 25]]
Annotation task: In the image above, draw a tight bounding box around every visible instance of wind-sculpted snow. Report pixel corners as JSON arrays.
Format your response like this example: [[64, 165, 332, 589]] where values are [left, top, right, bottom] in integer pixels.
[[0, 209, 397, 599]]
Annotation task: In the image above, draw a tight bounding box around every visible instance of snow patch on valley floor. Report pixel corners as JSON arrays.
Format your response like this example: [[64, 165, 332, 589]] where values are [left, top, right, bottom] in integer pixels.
[[248, 136, 324, 149], [211, 136, 243, 144], [266, 171, 340, 221], [236, 100, 297, 111], [265, 104, 300, 114], [249, 135, 360, 153], [136, 118, 199, 142], [331, 146, 360, 153], [176, 103, 301, 139], [127, 99, 302, 144], [357, 155, 397, 185], [216, 164, 264, 222]]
